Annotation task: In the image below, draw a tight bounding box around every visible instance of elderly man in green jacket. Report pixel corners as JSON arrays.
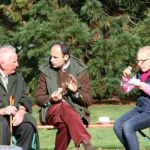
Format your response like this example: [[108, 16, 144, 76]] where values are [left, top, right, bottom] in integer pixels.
[[0, 45, 39, 150], [35, 41, 94, 150]]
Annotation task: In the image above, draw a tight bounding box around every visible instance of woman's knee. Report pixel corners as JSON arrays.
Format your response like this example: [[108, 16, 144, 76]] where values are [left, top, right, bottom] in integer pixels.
[[113, 119, 122, 132], [123, 121, 135, 136]]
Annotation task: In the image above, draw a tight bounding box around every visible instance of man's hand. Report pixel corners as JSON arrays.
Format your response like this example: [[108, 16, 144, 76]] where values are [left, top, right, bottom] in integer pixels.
[[50, 88, 63, 102], [3, 106, 17, 115], [13, 109, 25, 126], [66, 74, 78, 93]]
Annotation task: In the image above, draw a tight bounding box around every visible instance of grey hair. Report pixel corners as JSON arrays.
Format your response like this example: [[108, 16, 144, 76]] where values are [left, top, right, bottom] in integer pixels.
[[0, 45, 16, 52], [0, 45, 17, 62]]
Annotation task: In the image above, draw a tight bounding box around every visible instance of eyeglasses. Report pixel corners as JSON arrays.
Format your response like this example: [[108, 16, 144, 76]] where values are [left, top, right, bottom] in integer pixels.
[[136, 59, 150, 64]]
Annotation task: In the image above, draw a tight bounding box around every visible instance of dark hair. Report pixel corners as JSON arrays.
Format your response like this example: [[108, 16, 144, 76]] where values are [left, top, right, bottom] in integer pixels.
[[52, 40, 70, 56]]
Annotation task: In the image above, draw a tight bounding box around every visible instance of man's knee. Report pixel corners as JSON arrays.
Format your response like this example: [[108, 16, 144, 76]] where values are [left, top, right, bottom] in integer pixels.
[[20, 123, 34, 132], [57, 123, 67, 131]]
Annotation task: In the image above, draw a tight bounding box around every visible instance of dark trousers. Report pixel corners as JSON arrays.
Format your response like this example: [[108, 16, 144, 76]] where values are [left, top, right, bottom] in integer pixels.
[[0, 116, 34, 150], [113, 108, 150, 150], [46, 101, 91, 150]]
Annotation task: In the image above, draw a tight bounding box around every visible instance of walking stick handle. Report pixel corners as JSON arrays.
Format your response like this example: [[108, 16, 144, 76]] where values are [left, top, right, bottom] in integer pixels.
[[9, 96, 15, 145]]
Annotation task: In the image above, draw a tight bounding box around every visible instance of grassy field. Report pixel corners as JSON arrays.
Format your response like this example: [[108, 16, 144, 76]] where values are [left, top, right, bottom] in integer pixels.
[[33, 104, 150, 150]]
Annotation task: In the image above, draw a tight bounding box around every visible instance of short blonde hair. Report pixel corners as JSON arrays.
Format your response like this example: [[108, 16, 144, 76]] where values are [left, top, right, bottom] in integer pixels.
[[138, 46, 150, 58]]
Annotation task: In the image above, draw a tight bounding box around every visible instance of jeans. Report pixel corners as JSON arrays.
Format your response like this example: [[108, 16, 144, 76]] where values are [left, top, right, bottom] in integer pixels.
[[113, 107, 150, 150]]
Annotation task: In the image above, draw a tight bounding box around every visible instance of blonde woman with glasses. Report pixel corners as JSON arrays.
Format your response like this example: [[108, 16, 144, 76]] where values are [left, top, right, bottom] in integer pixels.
[[113, 46, 150, 150]]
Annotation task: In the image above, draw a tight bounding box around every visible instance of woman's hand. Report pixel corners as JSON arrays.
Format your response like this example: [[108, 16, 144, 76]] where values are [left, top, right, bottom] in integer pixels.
[[123, 66, 132, 78], [136, 82, 147, 90]]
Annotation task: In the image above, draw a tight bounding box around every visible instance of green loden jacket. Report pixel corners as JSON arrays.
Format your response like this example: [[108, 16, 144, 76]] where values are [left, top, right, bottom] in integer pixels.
[[36, 55, 93, 126]]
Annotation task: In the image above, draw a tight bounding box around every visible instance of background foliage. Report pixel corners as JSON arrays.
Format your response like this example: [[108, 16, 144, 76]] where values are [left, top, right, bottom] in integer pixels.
[[0, 0, 150, 102]]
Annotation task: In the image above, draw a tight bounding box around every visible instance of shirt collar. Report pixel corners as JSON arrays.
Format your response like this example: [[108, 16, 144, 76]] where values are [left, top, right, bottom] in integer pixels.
[[0, 69, 8, 78], [61, 59, 70, 72]]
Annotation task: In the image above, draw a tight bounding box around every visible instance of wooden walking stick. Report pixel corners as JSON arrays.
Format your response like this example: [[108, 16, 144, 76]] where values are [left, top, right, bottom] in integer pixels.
[[9, 96, 15, 145]]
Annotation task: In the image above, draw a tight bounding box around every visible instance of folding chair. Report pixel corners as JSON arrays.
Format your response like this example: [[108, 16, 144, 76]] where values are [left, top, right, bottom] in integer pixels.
[[138, 130, 150, 142]]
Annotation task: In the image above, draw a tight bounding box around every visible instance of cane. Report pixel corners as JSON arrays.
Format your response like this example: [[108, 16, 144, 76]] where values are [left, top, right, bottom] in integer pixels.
[[9, 96, 15, 145]]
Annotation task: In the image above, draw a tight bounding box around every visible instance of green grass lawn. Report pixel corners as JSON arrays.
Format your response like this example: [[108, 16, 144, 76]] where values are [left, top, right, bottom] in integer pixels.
[[33, 104, 150, 150]]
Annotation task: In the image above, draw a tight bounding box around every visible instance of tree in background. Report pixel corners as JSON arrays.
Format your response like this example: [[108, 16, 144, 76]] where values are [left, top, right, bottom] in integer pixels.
[[0, 0, 150, 102]]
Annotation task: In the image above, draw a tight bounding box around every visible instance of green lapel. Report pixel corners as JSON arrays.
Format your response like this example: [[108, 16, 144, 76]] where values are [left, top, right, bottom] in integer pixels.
[[7, 75, 16, 93], [40, 64, 59, 94], [46, 69, 59, 94], [0, 79, 7, 92]]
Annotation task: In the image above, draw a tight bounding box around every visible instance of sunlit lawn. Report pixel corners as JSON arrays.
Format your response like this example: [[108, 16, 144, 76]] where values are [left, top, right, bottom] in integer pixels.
[[33, 104, 150, 150]]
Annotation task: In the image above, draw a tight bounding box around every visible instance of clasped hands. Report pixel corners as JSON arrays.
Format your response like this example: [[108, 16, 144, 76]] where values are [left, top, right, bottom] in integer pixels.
[[2, 105, 26, 126], [49, 74, 78, 102], [123, 66, 147, 90]]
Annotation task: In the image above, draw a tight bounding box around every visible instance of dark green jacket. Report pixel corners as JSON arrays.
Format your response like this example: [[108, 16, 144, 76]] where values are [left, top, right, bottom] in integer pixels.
[[0, 72, 39, 149]]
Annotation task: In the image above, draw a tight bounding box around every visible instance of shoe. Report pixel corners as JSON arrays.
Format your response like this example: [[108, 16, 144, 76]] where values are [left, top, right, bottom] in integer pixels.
[[82, 140, 95, 150]]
